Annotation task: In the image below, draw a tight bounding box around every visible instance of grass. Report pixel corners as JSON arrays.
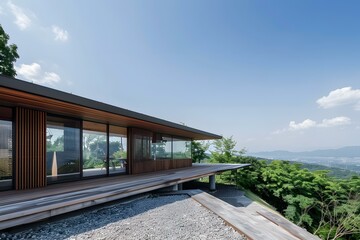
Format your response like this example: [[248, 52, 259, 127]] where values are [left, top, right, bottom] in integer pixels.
[[242, 188, 276, 210]]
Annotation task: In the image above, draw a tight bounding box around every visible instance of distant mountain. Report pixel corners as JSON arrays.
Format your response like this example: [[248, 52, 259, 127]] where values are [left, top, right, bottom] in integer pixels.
[[249, 146, 360, 160]]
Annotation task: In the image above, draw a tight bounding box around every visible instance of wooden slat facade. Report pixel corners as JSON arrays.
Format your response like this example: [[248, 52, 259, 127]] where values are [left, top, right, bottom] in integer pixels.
[[15, 107, 46, 190]]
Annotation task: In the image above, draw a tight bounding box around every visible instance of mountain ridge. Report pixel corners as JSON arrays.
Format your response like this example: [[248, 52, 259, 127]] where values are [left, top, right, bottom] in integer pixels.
[[249, 146, 360, 159]]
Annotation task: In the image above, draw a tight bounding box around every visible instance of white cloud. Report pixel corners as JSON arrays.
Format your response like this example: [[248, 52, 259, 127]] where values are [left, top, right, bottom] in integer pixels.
[[42, 72, 61, 84], [274, 116, 351, 134], [52, 25, 69, 42], [317, 87, 360, 110], [289, 119, 317, 131], [318, 117, 351, 128], [15, 63, 61, 86], [7, 1, 31, 30], [15, 63, 41, 80]]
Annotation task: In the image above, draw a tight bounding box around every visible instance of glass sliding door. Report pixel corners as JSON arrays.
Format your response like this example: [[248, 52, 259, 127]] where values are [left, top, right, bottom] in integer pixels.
[[109, 125, 127, 174], [151, 134, 172, 160], [0, 107, 13, 190], [173, 137, 192, 159], [46, 116, 81, 183], [83, 121, 107, 177]]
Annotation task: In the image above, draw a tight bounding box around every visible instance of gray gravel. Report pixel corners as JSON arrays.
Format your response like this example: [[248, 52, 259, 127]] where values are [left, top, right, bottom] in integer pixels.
[[1, 195, 246, 240]]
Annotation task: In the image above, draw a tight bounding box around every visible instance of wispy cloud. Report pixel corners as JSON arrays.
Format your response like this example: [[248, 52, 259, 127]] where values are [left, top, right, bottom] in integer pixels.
[[15, 63, 61, 86], [42, 72, 61, 85], [7, 1, 32, 30], [317, 87, 360, 110], [289, 119, 316, 131], [52, 25, 69, 42], [318, 117, 351, 128], [274, 116, 351, 134]]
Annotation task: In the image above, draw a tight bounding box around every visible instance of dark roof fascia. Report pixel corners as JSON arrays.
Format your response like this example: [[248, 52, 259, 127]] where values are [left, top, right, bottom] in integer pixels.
[[0, 75, 222, 139]]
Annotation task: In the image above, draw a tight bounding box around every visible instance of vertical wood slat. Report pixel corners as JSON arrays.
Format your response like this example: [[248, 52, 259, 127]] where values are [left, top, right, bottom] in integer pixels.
[[15, 107, 46, 190]]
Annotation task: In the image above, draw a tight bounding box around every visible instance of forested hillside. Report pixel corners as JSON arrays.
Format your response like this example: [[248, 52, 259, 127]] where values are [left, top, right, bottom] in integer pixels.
[[194, 137, 360, 240], [234, 157, 360, 240]]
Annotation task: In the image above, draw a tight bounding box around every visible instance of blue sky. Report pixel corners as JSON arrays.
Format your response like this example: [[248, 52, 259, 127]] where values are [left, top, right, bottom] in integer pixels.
[[1, 1, 360, 152]]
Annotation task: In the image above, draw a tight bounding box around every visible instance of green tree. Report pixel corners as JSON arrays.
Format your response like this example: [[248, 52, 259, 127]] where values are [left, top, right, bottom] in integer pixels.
[[210, 136, 246, 183], [210, 136, 245, 163], [233, 157, 360, 239], [235, 156, 266, 191], [314, 193, 360, 240], [284, 194, 316, 227], [0, 24, 19, 77], [191, 140, 209, 163]]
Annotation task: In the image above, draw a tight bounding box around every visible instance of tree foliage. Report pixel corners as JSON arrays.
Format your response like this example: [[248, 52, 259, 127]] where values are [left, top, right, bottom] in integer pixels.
[[210, 136, 245, 163], [0, 24, 19, 77], [191, 140, 209, 163], [233, 157, 360, 240], [208, 137, 359, 239]]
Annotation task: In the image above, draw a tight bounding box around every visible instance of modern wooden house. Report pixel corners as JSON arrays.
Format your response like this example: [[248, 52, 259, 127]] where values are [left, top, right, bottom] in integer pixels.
[[0, 75, 222, 191], [0, 76, 320, 240]]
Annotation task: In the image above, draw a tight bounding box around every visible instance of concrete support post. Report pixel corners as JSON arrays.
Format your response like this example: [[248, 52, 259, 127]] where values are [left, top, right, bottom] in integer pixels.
[[178, 183, 183, 191], [209, 175, 216, 191], [171, 184, 179, 191]]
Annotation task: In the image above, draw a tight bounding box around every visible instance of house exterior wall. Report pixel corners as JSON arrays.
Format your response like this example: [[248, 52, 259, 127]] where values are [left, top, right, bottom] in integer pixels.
[[1, 105, 193, 190], [0, 77, 219, 191]]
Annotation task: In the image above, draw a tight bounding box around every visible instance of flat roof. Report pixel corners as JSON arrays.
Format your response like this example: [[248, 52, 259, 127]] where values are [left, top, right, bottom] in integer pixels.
[[0, 75, 221, 140]]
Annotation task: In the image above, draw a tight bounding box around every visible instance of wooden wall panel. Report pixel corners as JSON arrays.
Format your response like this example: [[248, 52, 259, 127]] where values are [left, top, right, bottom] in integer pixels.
[[15, 107, 46, 190]]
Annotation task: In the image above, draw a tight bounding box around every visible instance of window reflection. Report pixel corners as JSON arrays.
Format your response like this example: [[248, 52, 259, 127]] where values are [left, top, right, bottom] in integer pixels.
[[82, 121, 107, 177], [0, 120, 12, 189], [109, 125, 127, 174], [151, 134, 172, 160], [46, 116, 81, 183], [173, 138, 191, 159]]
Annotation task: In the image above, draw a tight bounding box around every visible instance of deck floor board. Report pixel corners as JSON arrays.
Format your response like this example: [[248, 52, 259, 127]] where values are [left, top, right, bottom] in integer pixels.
[[0, 164, 248, 230], [184, 189, 320, 240]]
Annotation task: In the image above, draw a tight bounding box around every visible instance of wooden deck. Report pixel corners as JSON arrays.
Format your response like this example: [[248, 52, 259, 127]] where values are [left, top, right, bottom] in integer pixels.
[[184, 190, 320, 240], [0, 163, 248, 230]]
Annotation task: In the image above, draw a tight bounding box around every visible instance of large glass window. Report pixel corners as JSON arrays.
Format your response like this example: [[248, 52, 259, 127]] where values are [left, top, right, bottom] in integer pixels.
[[134, 134, 151, 160], [109, 125, 127, 174], [0, 106, 12, 190], [173, 137, 192, 159], [151, 134, 172, 160], [46, 116, 81, 183], [83, 121, 107, 177]]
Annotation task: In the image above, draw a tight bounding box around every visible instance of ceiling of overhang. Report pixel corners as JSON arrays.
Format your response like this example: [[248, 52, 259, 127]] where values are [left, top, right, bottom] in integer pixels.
[[0, 87, 221, 140]]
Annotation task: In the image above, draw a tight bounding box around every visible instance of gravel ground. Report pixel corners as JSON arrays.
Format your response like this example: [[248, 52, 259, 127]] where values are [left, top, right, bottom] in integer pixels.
[[1, 195, 246, 240]]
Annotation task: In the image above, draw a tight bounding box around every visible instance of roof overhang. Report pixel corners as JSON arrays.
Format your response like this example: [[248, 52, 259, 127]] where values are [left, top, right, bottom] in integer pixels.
[[0, 75, 221, 140]]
